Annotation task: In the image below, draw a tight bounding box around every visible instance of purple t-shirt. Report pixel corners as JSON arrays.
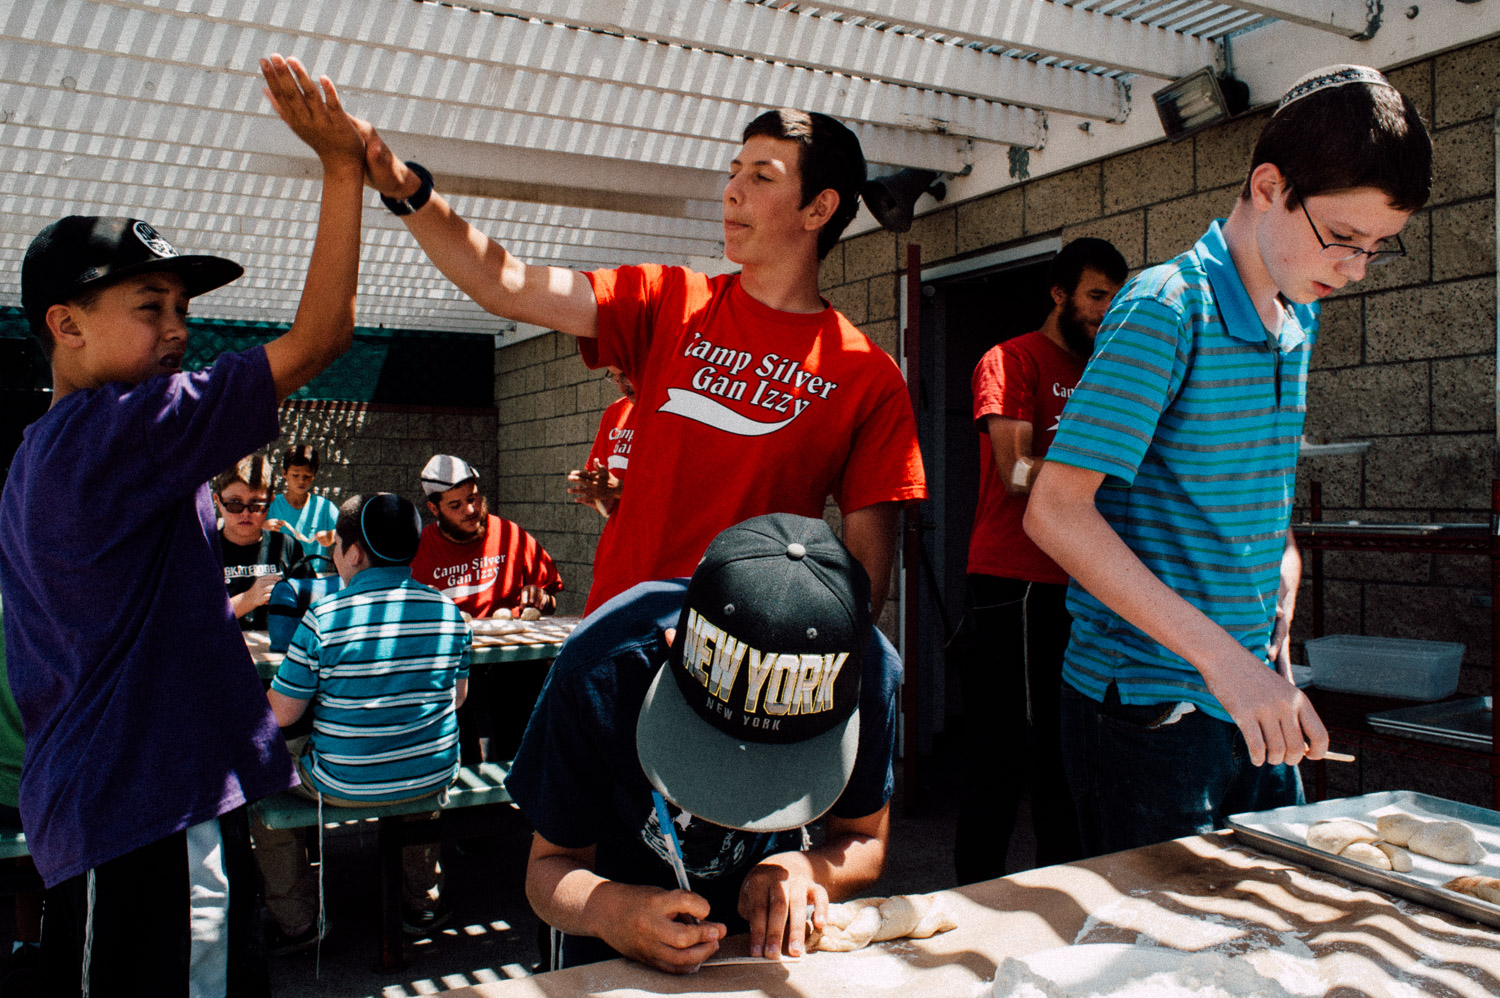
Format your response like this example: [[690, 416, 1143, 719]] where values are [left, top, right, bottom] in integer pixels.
[[0, 347, 297, 886]]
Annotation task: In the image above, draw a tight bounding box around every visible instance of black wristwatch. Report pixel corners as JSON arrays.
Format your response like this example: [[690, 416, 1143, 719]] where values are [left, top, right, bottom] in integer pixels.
[[380, 161, 434, 216]]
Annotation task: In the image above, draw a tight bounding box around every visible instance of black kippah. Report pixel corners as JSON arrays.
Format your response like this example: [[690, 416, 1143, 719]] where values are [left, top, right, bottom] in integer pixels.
[[359, 493, 422, 565]]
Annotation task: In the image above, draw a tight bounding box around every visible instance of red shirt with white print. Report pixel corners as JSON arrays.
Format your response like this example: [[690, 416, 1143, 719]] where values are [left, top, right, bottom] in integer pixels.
[[410, 514, 563, 618], [587, 395, 635, 482], [580, 264, 926, 613], [967, 330, 1086, 584]]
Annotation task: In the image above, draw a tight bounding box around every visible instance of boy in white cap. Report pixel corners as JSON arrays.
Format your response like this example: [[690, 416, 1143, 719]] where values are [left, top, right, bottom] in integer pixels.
[[411, 454, 563, 618], [507, 513, 900, 973], [0, 55, 363, 992], [1025, 66, 1432, 856]]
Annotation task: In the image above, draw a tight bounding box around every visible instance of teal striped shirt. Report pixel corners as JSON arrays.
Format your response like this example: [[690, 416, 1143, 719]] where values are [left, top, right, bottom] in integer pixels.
[[1048, 220, 1317, 721], [273, 566, 472, 801]]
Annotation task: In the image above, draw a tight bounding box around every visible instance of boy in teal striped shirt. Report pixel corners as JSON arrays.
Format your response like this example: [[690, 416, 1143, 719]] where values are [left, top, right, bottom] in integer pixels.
[[259, 492, 471, 949], [1026, 66, 1432, 856]]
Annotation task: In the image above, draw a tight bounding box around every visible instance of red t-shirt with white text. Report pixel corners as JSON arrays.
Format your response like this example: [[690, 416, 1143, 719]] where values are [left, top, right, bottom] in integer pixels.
[[409, 514, 563, 618], [967, 330, 1086, 584], [580, 265, 926, 613], [587, 395, 635, 480]]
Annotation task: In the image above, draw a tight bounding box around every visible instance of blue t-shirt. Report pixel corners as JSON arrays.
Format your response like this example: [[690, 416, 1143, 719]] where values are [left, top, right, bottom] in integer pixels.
[[1047, 220, 1317, 720], [506, 579, 901, 967], [268, 492, 338, 567], [272, 566, 471, 801], [0, 348, 297, 886]]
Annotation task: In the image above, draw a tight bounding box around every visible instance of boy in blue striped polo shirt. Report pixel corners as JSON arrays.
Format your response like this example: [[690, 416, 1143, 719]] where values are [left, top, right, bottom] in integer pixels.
[[259, 493, 472, 950], [1025, 66, 1432, 857]]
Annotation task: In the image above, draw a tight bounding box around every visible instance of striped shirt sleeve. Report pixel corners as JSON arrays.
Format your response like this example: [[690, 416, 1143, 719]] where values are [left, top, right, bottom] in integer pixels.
[[271, 613, 321, 700], [1047, 292, 1190, 486]]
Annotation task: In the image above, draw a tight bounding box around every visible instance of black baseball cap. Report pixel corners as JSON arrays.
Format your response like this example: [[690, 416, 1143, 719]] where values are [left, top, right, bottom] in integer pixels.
[[636, 513, 872, 833], [22, 216, 243, 332]]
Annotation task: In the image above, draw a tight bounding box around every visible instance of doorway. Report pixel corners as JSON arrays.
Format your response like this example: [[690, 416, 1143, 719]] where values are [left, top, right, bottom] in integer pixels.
[[909, 240, 1059, 754]]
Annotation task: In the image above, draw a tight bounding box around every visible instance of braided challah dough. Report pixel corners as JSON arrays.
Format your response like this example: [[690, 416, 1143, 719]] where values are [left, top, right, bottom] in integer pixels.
[[806, 894, 957, 952]]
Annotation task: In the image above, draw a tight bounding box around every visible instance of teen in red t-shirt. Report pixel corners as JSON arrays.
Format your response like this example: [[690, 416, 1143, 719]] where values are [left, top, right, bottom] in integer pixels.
[[580, 264, 924, 612], [410, 515, 562, 619], [954, 239, 1125, 887]]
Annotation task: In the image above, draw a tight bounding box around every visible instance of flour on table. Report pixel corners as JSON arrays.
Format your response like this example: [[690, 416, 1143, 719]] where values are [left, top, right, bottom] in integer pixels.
[[989, 949, 1309, 998]]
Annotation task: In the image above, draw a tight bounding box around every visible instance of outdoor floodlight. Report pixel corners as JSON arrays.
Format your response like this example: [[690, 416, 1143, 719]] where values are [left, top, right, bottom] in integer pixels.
[[862, 168, 948, 233], [1153, 67, 1250, 142]]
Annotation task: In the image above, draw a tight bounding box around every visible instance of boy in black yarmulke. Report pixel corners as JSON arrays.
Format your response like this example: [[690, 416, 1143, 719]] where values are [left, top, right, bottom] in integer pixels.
[[258, 493, 473, 947]]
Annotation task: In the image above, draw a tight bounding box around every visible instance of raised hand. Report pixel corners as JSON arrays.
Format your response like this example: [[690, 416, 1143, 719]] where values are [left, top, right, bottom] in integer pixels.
[[259, 55, 364, 166]]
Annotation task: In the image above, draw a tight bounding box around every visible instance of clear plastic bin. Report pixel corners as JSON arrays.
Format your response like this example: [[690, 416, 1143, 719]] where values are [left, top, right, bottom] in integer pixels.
[[1304, 634, 1464, 700]]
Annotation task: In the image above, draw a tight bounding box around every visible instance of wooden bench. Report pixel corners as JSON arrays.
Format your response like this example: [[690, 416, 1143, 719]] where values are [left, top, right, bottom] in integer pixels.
[[252, 761, 514, 970]]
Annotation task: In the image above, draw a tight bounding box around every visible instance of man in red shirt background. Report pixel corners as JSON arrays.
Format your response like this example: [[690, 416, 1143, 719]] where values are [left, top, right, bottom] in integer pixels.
[[954, 238, 1126, 884], [567, 367, 635, 519], [411, 454, 563, 618]]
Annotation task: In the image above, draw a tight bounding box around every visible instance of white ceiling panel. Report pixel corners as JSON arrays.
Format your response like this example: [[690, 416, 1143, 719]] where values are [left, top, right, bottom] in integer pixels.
[[0, 0, 1489, 334]]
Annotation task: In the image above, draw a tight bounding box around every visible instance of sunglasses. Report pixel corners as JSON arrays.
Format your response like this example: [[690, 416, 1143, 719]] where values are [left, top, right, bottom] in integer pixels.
[[219, 498, 270, 514]]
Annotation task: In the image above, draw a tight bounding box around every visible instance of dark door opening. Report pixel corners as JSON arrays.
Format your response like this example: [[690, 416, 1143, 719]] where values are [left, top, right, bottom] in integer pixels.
[[911, 254, 1055, 754]]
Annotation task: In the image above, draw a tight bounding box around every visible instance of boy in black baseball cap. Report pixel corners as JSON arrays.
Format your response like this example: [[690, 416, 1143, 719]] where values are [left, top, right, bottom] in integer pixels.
[[506, 513, 900, 973], [0, 55, 364, 992]]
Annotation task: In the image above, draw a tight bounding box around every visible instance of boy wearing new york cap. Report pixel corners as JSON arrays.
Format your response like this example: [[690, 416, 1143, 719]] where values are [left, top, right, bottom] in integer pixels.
[[0, 55, 363, 993], [507, 513, 899, 973]]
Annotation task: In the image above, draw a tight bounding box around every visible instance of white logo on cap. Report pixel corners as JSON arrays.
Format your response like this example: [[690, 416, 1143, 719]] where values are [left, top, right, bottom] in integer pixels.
[[682, 608, 847, 720], [132, 221, 179, 259]]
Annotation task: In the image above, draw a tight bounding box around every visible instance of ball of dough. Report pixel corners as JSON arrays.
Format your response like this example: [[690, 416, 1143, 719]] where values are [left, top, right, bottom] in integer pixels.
[[519, 606, 542, 621], [1340, 841, 1393, 870], [1376, 813, 1425, 846], [1306, 819, 1379, 856], [1408, 821, 1486, 865], [1443, 875, 1500, 905], [492, 607, 513, 620], [1374, 841, 1414, 873]]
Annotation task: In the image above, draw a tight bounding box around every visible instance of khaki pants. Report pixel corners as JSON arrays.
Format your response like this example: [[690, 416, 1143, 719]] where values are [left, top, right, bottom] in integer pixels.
[[251, 737, 445, 931]]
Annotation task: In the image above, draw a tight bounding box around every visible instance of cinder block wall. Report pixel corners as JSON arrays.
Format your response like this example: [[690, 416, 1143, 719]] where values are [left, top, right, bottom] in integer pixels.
[[494, 37, 1499, 661], [493, 335, 616, 616], [273, 400, 499, 519]]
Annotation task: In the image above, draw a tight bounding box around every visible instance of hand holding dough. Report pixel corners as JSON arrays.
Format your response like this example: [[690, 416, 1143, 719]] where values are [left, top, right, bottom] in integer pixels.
[[1306, 819, 1378, 856], [806, 894, 957, 953]]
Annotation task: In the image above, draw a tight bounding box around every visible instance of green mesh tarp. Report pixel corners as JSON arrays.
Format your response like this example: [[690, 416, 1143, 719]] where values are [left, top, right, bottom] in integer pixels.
[[0, 307, 493, 407]]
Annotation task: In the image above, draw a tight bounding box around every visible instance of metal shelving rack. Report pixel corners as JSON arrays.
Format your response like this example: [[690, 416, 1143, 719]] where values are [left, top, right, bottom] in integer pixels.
[[1293, 480, 1500, 810]]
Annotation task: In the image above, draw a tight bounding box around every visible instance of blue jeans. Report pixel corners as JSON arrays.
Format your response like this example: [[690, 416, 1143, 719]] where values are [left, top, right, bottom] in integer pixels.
[[1060, 681, 1303, 858]]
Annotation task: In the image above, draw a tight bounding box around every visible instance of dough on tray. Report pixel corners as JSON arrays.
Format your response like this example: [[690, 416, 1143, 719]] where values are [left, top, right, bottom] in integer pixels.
[[1306, 819, 1379, 856], [519, 606, 542, 621], [1374, 841, 1414, 872], [1376, 812, 1425, 846], [1443, 875, 1500, 905], [1407, 821, 1486, 865], [1339, 841, 1393, 870]]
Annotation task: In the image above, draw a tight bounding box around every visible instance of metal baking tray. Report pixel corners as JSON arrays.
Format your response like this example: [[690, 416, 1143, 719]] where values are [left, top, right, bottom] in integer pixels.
[[1229, 790, 1500, 931], [1366, 697, 1492, 752]]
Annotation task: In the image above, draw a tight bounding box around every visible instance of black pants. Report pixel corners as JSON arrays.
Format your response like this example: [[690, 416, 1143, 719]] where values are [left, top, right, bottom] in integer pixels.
[[953, 575, 1082, 883], [41, 807, 267, 998]]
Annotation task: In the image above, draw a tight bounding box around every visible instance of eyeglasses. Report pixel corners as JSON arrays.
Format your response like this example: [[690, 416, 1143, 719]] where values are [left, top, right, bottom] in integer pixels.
[[1300, 201, 1405, 266], [219, 498, 269, 514]]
